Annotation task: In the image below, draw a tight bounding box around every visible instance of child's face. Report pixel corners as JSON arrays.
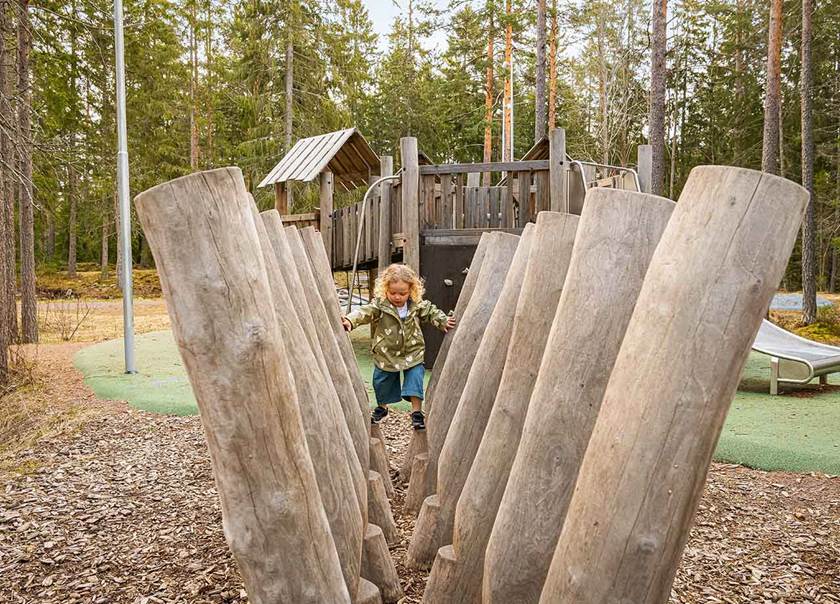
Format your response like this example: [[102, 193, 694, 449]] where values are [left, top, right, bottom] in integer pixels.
[[386, 280, 411, 307]]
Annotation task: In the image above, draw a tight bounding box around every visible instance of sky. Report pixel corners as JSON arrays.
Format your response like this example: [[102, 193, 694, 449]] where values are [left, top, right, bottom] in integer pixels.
[[361, 0, 452, 53]]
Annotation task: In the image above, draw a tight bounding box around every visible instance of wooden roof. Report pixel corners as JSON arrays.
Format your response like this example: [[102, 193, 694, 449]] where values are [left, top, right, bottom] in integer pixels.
[[258, 128, 380, 191]]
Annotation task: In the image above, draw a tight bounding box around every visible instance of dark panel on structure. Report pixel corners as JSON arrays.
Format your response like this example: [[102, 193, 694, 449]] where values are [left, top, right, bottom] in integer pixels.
[[420, 238, 478, 370]]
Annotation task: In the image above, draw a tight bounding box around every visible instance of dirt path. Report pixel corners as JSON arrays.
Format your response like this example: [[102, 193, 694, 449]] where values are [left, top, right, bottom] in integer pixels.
[[0, 345, 838, 603]]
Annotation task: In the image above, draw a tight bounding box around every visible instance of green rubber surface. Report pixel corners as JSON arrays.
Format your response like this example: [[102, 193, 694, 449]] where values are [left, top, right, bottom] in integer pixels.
[[74, 330, 839, 474]]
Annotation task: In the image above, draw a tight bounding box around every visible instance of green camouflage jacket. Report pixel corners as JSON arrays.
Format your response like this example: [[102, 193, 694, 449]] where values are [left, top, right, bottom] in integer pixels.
[[346, 298, 449, 372]]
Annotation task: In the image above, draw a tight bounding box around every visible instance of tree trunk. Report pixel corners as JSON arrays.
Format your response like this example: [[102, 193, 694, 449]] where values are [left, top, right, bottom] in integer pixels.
[[801, 0, 816, 324], [596, 9, 609, 165], [100, 211, 109, 280], [1, 0, 15, 342], [649, 0, 667, 196], [502, 0, 512, 162], [17, 0, 36, 344], [482, 2, 494, 186], [540, 167, 807, 604], [68, 168, 78, 277], [189, 0, 199, 170], [547, 0, 557, 131], [761, 0, 783, 175], [0, 0, 7, 381], [284, 37, 294, 208], [534, 0, 547, 142]]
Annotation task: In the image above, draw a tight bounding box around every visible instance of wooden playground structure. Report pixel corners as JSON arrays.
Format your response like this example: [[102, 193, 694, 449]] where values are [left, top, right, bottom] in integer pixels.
[[135, 141, 807, 602], [259, 127, 651, 364]]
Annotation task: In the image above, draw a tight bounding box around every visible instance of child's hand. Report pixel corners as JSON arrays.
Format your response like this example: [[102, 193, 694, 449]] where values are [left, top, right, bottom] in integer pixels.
[[341, 317, 352, 332], [445, 315, 457, 333]]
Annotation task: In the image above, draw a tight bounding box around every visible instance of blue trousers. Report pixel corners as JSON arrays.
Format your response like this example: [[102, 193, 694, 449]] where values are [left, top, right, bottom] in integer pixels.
[[372, 364, 425, 405]]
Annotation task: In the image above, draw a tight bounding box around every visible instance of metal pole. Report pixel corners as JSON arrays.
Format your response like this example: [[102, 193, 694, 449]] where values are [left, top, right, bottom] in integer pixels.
[[114, 0, 136, 374]]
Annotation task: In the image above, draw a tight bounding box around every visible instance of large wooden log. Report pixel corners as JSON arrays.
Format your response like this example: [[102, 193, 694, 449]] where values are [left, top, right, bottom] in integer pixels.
[[361, 524, 405, 603], [539, 167, 806, 604], [408, 232, 520, 503], [261, 212, 370, 474], [252, 205, 365, 597], [284, 226, 371, 472], [369, 437, 394, 499], [421, 211, 579, 601], [135, 168, 349, 603], [408, 220, 539, 568], [425, 233, 491, 407], [482, 188, 675, 604], [398, 425, 427, 483], [299, 226, 372, 422], [368, 471, 398, 545]]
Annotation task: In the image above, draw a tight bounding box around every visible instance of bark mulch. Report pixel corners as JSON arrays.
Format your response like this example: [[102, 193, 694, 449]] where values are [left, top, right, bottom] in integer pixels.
[[1, 360, 838, 603]]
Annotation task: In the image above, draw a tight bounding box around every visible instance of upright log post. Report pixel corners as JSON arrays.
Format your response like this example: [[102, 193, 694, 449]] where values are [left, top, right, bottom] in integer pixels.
[[540, 167, 806, 604], [400, 137, 420, 272], [406, 232, 521, 513], [472, 189, 673, 602], [252, 206, 364, 597], [409, 222, 540, 568], [378, 156, 394, 273], [422, 212, 579, 602], [135, 168, 349, 604], [425, 234, 491, 408], [320, 171, 334, 264], [300, 227, 372, 421], [274, 181, 289, 214], [549, 128, 567, 212], [280, 225, 370, 473], [637, 144, 653, 193]]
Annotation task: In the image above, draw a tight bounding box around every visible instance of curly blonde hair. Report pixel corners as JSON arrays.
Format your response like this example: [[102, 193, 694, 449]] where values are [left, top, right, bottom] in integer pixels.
[[374, 264, 425, 304]]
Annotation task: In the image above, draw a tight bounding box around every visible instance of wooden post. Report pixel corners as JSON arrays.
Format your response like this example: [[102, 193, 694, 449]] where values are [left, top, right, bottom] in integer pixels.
[[361, 524, 404, 603], [405, 232, 521, 523], [135, 168, 349, 603], [422, 213, 579, 596], [299, 227, 373, 421], [368, 471, 398, 545], [400, 137, 420, 271], [637, 144, 653, 193], [320, 171, 334, 264], [369, 436, 394, 499], [275, 181, 289, 214], [540, 167, 806, 604], [447, 190, 673, 604], [281, 225, 371, 474], [408, 220, 545, 569], [252, 205, 365, 598], [377, 156, 393, 273], [549, 127, 567, 212], [425, 235, 491, 409]]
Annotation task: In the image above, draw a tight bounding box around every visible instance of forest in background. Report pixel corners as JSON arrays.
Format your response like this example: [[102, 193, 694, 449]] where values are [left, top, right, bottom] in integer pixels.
[[0, 0, 839, 359]]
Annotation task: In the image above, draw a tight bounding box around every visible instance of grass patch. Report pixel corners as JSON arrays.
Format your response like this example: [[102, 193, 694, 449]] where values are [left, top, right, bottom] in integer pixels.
[[36, 267, 161, 300]]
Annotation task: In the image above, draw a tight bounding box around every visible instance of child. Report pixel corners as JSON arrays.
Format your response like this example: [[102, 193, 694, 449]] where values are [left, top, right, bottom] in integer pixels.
[[342, 263, 456, 430]]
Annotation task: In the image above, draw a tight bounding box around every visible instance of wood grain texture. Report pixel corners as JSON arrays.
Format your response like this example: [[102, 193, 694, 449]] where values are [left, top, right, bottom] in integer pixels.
[[284, 226, 370, 474], [423, 212, 579, 603], [409, 232, 522, 506], [540, 167, 806, 604], [483, 189, 676, 604], [253, 203, 364, 597], [135, 167, 349, 603], [401, 137, 420, 271], [409, 219, 541, 568], [368, 471, 398, 545], [361, 524, 404, 603], [370, 437, 394, 499]]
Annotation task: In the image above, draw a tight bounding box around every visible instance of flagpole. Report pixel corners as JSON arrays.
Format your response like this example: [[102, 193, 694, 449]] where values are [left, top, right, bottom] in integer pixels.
[[114, 0, 136, 374]]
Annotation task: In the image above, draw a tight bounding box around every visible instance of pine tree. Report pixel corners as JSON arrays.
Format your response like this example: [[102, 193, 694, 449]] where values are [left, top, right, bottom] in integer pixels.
[[762, 0, 783, 174], [649, 0, 667, 195], [18, 0, 36, 344], [801, 0, 816, 323]]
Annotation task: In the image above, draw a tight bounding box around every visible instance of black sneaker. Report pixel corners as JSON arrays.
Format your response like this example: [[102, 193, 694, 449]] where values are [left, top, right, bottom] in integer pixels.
[[371, 405, 389, 425], [411, 410, 426, 430]]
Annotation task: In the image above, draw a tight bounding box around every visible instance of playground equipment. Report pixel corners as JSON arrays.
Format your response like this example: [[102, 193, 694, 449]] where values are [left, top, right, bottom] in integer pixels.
[[753, 319, 840, 394], [136, 160, 805, 603], [259, 129, 648, 367]]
